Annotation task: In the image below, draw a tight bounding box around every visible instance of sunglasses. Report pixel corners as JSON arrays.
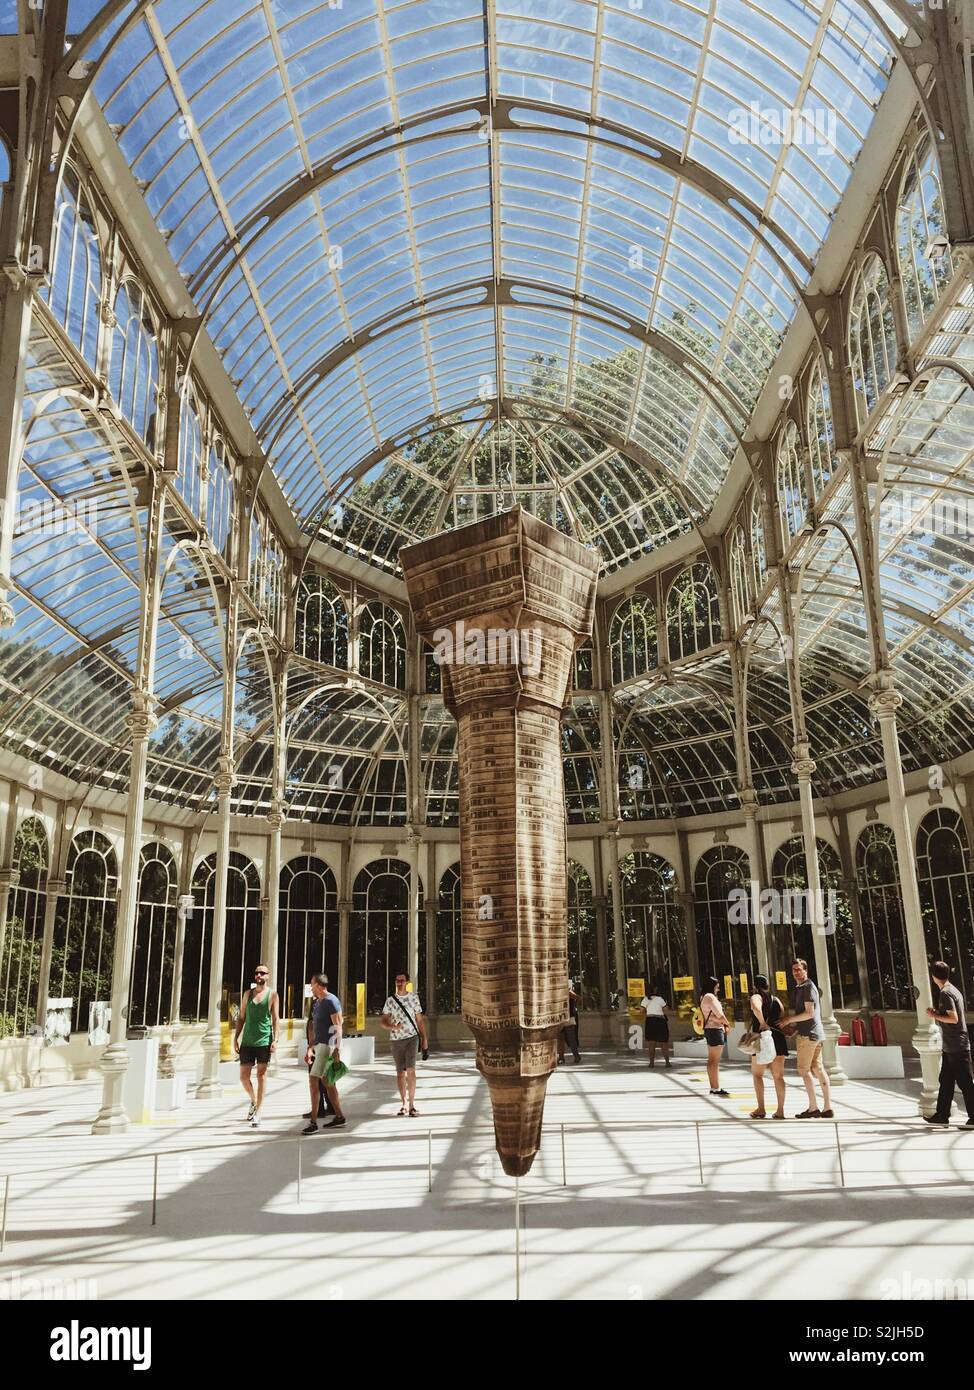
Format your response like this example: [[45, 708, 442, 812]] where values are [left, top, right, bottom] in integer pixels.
[[254, 972, 268, 978]]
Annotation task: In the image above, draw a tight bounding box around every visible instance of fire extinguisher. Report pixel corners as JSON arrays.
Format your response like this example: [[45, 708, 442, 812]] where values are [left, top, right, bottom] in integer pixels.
[[851, 1017, 867, 1047], [870, 1013, 888, 1047]]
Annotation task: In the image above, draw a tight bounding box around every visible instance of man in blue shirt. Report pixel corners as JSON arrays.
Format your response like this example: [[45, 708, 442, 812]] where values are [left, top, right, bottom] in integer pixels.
[[302, 974, 346, 1133]]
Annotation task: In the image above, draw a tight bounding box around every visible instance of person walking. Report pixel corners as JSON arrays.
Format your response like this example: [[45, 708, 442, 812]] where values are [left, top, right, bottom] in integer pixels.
[[924, 960, 974, 1128], [747, 974, 787, 1120], [302, 973, 346, 1133], [700, 976, 732, 1097], [557, 979, 582, 1064], [380, 973, 428, 1116], [233, 964, 279, 1129], [778, 958, 832, 1119], [641, 984, 671, 1068], [303, 973, 336, 1121]]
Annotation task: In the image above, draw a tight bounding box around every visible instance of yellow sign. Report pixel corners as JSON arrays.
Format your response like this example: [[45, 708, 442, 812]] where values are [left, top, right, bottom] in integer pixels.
[[355, 982, 365, 1033], [220, 1020, 233, 1061], [723, 974, 734, 999], [739, 972, 749, 995], [627, 977, 645, 1000], [672, 975, 694, 993], [775, 970, 788, 992]]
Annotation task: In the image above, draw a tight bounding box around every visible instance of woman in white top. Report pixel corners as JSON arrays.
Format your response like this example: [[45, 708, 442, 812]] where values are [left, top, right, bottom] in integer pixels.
[[700, 976, 732, 1097], [640, 988, 671, 1068]]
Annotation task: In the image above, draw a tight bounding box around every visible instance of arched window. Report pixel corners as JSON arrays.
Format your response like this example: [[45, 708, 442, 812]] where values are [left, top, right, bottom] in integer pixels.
[[917, 808, 974, 1002], [694, 845, 757, 995], [609, 595, 657, 683], [776, 421, 808, 544], [730, 525, 750, 627], [436, 862, 461, 1014], [567, 860, 600, 1008], [617, 852, 687, 991], [897, 137, 952, 340], [44, 166, 101, 368], [277, 856, 339, 1017], [130, 842, 178, 1029], [190, 851, 261, 1021], [109, 279, 159, 447], [856, 823, 911, 1011], [359, 602, 406, 688], [666, 563, 720, 659], [296, 575, 349, 667], [806, 359, 835, 495], [0, 817, 49, 1038], [248, 508, 285, 634], [849, 253, 898, 423], [750, 493, 766, 596], [562, 699, 601, 824], [770, 836, 860, 1010], [176, 381, 204, 521], [51, 830, 118, 1032], [348, 858, 420, 1013], [206, 437, 234, 559]]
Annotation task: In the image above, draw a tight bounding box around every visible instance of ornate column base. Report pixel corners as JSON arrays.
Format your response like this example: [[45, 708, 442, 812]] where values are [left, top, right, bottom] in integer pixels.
[[196, 1027, 224, 1099], [913, 1023, 943, 1116], [821, 1014, 847, 1085], [91, 1042, 130, 1134]]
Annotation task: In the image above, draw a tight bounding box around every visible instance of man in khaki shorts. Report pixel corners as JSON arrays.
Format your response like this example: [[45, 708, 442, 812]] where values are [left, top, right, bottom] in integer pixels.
[[778, 958, 833, 1118], [301, 974, 346, 1134]]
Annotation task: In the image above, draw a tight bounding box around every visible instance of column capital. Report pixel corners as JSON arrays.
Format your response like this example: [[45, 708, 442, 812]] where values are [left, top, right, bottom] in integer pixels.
[[791, 742, 815, 780], [47, 878, 66, 896], [868, 684, 903, 721], [213, 754, 236, 796], [738, 786, 761, 818], [265, 799, 288, 830], [337, 899, 353, 913], [0, 593, 14, 630], [124, 691, 158, 741], [0, 868, 19, 890]]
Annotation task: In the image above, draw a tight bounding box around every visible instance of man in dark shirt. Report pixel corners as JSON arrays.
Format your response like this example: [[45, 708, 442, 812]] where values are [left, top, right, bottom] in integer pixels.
[[925, 960, 974, 1127]]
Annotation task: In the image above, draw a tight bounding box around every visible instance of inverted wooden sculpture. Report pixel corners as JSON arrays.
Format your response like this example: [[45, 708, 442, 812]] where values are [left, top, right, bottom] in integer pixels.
[[401, 510, 599, 1176]]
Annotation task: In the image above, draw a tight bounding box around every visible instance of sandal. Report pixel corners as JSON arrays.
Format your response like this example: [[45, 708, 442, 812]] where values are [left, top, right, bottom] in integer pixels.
[[771, 1111, 786, 1120], [397, 1106, 406, 1117], [749, 1109, 767, 1119], [408, 1107, 419, 1117]]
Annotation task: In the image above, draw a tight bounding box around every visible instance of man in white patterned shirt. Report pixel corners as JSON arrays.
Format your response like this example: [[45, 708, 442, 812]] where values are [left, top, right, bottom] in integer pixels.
[[380, 972, 429, 1116]]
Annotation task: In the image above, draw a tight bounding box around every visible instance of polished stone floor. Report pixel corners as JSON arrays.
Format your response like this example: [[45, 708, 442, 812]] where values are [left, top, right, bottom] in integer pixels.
[[0, 1049, 971, 1300]]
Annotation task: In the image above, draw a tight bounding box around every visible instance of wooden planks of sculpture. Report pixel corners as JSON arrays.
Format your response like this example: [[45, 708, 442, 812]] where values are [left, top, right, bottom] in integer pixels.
[[400, 510, 599, 1177]]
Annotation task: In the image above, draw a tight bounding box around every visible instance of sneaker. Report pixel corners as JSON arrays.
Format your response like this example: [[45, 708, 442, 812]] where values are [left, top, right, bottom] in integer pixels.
[[923, 1115, 949, 1127], [246, 1101, 257, 1121], [250, 1115, 261, 1129], [323, 1116, 346, 1128], [710, 1088, 730, 1098], [301, 1122, 318, 1135]]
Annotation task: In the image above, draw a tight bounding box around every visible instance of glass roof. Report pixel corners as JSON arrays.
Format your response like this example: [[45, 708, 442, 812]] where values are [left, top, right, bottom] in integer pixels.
[[73, 0, 896, 553]]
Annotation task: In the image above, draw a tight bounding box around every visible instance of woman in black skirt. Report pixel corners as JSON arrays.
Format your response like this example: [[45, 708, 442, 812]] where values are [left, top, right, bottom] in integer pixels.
[[640, 984, 671, 1068]]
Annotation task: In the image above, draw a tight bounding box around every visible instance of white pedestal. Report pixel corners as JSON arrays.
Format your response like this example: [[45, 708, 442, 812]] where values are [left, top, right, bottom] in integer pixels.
[[837, 1044, 905, 1079], [122, 1038, 158, 1124], [672, 1038, 709, 1059], [727, 1024, 749, 1059], [156, 1075, 188, 1111], [342, 1036, 375, 1065]]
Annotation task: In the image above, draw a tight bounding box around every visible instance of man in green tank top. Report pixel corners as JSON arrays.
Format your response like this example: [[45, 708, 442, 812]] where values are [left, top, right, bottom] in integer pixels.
[[233, 964, 280, 1128]]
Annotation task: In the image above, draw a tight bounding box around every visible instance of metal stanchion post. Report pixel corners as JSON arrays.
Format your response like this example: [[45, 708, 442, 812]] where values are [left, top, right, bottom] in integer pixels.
[[514, 1172, 521, 1301], [695, 1121, 705, 1186], [151, 1154, 159, 1227], [0, 1174, 8, 1252], [297, 1138, 303, 1205], [834, 1122, 846, 1188], [427, 1130, 432, 1193], [561, 1123, 567, 1186]]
